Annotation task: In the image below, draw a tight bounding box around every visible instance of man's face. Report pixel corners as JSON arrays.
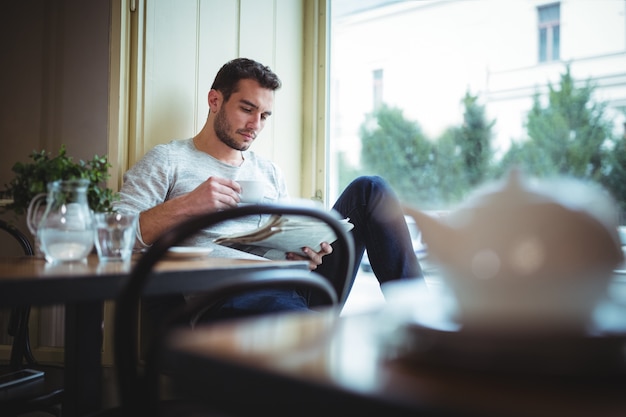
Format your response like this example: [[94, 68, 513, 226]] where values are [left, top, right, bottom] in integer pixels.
[[213, 79, 274, 152]]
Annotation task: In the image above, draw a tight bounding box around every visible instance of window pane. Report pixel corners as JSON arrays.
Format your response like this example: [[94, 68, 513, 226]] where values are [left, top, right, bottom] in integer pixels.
[[538, 3, 560, 23], [373, 69, 383, 110], [539, 27, 548, 62], [552, 24, 560, 60], [328, 0, 626, 216]]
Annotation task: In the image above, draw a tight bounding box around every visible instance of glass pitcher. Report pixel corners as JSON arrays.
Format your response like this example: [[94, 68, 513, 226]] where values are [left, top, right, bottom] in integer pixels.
[[27, 179, 94, 263]]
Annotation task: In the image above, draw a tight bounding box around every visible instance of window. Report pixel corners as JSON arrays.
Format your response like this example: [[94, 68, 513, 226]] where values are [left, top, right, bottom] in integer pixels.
[[373, 69, 383, 110], [328, 0, 626, 215], [538, 3, 560, 62]]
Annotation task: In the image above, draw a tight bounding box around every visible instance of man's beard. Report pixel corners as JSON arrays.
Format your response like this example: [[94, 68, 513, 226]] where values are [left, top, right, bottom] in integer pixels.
[[214, 109, 251, 152]]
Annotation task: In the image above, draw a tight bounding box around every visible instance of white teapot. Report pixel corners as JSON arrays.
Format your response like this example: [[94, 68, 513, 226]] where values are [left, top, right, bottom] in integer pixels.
[[404, 169, 624, 332]]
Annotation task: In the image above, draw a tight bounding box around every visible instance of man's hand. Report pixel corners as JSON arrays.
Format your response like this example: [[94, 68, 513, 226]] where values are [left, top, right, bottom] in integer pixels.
[[286, 242, 333, 271], [139, 176, 241, 245], [185, 176, 242, 214]]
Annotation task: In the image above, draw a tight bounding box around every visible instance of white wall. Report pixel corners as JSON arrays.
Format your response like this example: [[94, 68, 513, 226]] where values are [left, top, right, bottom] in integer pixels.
[[133, 0, 306, 196]]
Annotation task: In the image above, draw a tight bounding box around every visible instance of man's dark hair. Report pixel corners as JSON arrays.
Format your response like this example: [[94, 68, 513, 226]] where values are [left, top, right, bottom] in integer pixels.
[[211, 58, 282, 102]]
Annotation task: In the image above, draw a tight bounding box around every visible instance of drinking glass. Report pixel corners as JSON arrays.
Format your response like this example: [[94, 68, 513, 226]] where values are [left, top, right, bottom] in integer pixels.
[[94, 212, 138, 262]]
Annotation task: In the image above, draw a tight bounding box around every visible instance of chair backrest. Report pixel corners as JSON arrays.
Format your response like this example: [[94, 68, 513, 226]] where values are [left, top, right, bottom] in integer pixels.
[[0, 220, 36, 370], [113, 203, 355, 412], [0, 219, 34, 257]]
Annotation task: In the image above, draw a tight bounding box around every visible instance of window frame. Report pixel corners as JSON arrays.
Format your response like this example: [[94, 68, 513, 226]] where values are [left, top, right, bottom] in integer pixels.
[[538, 3, 561, 63]]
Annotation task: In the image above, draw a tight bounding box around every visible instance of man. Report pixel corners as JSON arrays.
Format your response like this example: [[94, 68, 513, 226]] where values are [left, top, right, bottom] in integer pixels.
[[116, 57, 422, 320]]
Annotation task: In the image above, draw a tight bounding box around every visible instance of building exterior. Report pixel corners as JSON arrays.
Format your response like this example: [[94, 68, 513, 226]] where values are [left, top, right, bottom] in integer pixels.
[[329, 0, 626, 168]]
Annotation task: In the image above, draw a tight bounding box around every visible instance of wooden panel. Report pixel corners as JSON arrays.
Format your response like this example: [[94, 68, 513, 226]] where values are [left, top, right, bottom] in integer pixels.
[[196, 0, 240, 132], [239, 0, 276, 66], [142, 0, 199, 153], [239, 0, 278, 161], [273, 0, 305, 196]]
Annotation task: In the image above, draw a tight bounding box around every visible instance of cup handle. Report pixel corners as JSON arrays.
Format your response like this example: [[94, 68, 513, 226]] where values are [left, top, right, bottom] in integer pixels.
[[26, 193, 47, 235]]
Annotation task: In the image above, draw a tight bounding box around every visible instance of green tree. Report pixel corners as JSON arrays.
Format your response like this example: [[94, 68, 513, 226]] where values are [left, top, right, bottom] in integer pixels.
[[356, 94, 496, 208], [601, 133, 626, 214], [455, 91, 495, 187], [358, 104, 439, 207], [431, 127, 469, 204], [498, 65, 625, 211], [349, 65, 624, 214], [336, 150, 362, 195], [500, 65, 614, 179]]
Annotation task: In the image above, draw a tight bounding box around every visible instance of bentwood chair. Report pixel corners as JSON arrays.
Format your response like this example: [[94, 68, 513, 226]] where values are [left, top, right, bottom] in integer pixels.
[[0, 219, 64, 417], [97, 203, 355, 416]]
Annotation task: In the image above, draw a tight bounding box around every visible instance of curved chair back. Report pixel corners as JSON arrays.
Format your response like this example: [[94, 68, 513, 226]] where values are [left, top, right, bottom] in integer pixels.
[[0, 219, 34, 256], [0, 220, 35, 368], [113, 203, 355, 413], [1, 220, 64, 417]]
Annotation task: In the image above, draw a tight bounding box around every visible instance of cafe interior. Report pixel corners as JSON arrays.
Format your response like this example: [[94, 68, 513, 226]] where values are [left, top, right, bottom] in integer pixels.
[[2, 1, 626, 416]]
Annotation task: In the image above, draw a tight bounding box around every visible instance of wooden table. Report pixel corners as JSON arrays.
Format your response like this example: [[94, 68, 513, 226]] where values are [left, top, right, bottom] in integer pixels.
[[0, 254, 308, 417], [166, 295, 626, 417]]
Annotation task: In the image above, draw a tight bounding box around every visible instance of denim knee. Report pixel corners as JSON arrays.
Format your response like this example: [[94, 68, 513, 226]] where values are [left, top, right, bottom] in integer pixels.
[[347, 175, 389, 194], [345, 176, 395, 203]]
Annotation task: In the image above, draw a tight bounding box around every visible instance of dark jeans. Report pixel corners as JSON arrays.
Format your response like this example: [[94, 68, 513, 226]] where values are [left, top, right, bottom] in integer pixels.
[[314, 175, 423, 304], [144, 176, 422, 325]]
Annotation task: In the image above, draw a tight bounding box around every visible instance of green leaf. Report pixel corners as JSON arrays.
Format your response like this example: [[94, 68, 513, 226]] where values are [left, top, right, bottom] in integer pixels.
[[0, 145, 119, 215]]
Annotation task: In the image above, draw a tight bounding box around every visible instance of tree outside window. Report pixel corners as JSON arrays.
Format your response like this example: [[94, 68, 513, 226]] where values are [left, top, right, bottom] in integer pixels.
[[330, 0, 626, 213]]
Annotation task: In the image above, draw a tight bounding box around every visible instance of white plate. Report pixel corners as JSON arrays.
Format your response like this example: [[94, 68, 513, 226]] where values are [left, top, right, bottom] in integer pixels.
[[165, 246, 214, 259]]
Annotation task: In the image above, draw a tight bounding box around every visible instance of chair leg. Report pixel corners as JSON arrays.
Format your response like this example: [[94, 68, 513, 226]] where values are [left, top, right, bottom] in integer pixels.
[[24, 331, 38, 365], [9, 307, 30, 369]]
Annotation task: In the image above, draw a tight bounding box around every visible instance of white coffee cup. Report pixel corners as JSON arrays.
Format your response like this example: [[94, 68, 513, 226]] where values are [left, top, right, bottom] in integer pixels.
[[237, 180, 265, 203]]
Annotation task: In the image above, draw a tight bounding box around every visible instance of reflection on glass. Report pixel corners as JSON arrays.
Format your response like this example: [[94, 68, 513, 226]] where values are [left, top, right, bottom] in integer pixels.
[[329, 0, 626, 217]]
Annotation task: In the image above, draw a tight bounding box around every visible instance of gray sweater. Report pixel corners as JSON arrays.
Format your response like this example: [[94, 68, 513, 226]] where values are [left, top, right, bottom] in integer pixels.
[[114, 138, 289, 259]]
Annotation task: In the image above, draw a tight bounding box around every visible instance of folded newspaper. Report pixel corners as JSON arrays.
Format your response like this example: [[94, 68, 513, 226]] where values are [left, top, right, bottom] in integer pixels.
[[214, 214, 354, 259]]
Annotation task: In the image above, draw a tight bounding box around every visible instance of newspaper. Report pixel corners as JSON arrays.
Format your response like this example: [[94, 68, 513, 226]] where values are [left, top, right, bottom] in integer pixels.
[[214, 214, 354, 259]]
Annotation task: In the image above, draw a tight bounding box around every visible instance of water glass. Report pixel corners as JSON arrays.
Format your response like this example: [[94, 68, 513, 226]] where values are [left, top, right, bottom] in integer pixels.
[[94, 212, 138, 262]]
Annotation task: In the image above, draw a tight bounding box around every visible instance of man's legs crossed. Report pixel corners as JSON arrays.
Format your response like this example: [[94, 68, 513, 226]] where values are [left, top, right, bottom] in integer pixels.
[[315, 176, 423, 303]]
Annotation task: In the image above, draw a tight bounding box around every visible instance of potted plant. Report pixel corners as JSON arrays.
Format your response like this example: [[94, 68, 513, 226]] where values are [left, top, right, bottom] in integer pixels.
[[0, 145, 118, 216]]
